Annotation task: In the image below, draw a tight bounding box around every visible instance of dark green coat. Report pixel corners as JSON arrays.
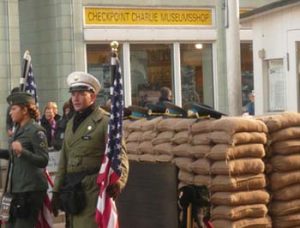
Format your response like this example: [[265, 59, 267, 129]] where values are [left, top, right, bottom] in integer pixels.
[[54, 107, 129, 228], [10, 119, 49, 193]]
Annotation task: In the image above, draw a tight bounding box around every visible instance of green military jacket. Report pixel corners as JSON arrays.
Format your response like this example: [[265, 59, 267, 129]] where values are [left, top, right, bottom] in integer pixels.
[[10, 119, 49, 193], [53, 107, 129, 192]]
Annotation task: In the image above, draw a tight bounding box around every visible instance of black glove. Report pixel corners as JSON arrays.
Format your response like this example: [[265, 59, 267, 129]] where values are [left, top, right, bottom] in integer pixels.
[[106, 181, 121, 200], [51, 192, 60, 217]]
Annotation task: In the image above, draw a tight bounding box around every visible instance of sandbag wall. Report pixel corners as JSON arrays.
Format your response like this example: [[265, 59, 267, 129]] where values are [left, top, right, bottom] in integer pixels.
[[258, 112, 300, 228], [208, 117, 271, 227], [123, 116, 273, 227]]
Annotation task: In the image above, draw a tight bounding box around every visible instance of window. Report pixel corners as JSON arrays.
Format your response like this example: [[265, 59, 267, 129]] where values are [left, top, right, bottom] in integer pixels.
[[241, 43, 254, 107], [266, 59, 286, 111], [130, 44, 173, 107], [86, 44, 123, 106], [180, 43, 214, 107]]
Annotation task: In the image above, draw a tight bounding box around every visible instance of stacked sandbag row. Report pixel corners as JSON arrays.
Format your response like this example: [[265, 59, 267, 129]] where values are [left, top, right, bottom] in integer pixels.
[[124, 117, 166, 162], [175, 119, 213, 189], [258, 112, 300, 228], [150, 117, 179, 162], [208, 117, 271, 228]]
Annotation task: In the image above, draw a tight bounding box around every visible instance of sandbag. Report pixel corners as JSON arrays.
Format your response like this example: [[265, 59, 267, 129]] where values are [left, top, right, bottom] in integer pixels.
[[139, 154, 156, 162], [272, 213, 300, 228], [271, 140, 300, 155], [211, 190, 270, 206], [174, 119, 196, 132], [138, 141, 154, 154], [140, 116, 163, 131], [212, 117, 268, 133], [212, 216, 271, 228], [270, 199, 300, 216], [127, 154, 140, 161], [152, 131, 175, 145], [190, 145, 211, 158], [211, 174, 266, 192], [124, 130, 129, 140], [126, 131, 142, 142], [127, 118, 147, 131], [208, 144, 265, 161], [257, 112, 300, 133], [270, 170, 300, 191], [212, 204, 268, 220], [271, 126, 300, 142], [172, 131, 190, 145], [141, 130, 157, 141], [156, 118, 178, 132], [271, 154, 300, 172], [210, 158, 265, 175], [126, 142, 141, 154], [272, 184, 300, 201], [190, 159, 210, 175], [153, 143, 173, 155], [173, 157, 194, 172], [193, 175, 211, 187], [173, 144, 194, 157], [191, 119, 214, 134], [178, 170, 194, 184], [123, 119, 135, 132], [209, 131, 267, 145], [156, 154, 173, 162], [191, 133, 211, 145]]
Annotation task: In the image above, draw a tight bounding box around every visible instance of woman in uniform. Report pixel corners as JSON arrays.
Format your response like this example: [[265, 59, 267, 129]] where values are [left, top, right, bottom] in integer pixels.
[[0, 91, 49, 228]]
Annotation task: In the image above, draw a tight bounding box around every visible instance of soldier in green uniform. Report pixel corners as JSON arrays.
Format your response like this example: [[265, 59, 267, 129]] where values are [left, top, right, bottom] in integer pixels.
[[51, 71, 129, 228], [0, 92, 49, 228]]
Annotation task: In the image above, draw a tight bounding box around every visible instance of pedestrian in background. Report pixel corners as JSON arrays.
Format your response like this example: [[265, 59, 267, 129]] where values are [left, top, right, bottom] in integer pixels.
[[53, 99, 74, 151], [246, 91, 255, 115], [41, 102, 60, 148]]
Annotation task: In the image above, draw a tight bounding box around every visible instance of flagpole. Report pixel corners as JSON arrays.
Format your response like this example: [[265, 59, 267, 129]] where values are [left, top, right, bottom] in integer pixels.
[[20, 50, 32, 92], [110, 41, 119, 85]]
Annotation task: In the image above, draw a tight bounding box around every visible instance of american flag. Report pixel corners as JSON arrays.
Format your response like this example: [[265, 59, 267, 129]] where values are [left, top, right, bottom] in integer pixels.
[[95, 54, 124, 228], [22, 59, 52, 228], [36, 170, 53, 228], [24, 63, 39, 106]]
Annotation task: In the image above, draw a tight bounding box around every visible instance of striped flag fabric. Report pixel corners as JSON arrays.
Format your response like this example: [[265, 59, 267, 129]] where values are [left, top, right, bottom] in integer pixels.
[[24, 63, 39, 106], [95, 53, 124, 228], [36, 171, 54, 228]]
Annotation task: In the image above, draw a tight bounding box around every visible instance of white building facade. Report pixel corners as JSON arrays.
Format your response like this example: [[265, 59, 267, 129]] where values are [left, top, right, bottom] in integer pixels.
[[241, 0, 300, 114], [0, 0, 277, 146]]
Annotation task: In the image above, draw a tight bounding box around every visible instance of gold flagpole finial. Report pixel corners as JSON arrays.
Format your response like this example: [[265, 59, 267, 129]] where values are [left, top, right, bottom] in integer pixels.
[[110, 41, 119, 53]]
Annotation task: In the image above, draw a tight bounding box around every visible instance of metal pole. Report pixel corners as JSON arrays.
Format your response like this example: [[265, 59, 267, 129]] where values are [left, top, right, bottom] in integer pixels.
[[20, 50, 31, 92], [216, 0, 229, 114], [226, 0, 242, 116]]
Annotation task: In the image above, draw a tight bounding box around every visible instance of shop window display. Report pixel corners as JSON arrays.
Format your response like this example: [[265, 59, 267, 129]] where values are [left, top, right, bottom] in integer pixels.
[[180, 43, 214, 107], [86, 44, 123, 106], [130, 44, 173, 107]]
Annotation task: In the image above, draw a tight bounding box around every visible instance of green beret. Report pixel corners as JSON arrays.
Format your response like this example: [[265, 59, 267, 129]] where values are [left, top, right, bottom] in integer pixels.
[[6, 92, 35, 106]]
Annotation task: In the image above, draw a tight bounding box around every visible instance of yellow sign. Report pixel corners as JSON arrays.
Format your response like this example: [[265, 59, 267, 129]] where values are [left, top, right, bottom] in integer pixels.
[[85, 8, 212, 26]]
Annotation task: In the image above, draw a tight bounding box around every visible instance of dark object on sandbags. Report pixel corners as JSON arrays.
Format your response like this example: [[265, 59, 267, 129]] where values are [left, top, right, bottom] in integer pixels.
[[184, 102, 226, 119]]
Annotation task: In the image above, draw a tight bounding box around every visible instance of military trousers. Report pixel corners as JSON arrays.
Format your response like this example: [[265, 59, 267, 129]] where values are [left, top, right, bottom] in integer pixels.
[[6, 191, 46, 228]]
